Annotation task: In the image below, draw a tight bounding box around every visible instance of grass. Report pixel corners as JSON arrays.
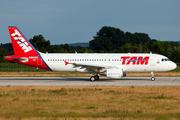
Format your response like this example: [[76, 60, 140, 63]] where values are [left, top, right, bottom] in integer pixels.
[[0, 86, 180, 119], [1, 71, 180, 77], [0, 71, 92, 77], [0, 63, 46, 72]]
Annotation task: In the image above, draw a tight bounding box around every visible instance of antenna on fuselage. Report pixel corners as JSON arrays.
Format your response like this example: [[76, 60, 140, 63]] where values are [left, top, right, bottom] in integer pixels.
[[150, 51, 152, 54]]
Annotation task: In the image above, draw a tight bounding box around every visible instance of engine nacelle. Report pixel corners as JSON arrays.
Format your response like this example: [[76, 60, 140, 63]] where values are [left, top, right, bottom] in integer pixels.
[[100, 69, 123, 79]]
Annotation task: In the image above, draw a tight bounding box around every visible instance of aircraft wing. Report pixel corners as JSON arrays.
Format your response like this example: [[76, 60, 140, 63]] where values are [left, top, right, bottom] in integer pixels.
[[65, 61, 119, 73]]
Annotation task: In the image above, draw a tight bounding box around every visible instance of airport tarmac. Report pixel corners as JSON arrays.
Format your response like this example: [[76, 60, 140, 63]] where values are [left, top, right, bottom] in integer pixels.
[[0, 77, 180, 86]]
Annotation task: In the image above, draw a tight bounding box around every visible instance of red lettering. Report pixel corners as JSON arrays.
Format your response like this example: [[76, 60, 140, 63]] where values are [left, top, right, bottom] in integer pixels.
[[121, 56, 149, 65], [136, 57, 149, 65], [121, 56, 130, 65], [126, 56, 137, 65]]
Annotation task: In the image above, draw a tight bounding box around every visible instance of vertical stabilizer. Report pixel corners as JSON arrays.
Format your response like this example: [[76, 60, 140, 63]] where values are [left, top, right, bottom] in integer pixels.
[[8, 26, 38, 55]]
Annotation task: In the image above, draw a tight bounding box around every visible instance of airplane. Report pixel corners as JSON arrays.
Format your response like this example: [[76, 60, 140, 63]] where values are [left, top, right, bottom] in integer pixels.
[[5, 26, 177, 81]]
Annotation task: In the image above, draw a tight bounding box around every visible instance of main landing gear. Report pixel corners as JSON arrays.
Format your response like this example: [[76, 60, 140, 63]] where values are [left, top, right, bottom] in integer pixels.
[[90, 74, 99, 82], [151, 72, 155, 81]]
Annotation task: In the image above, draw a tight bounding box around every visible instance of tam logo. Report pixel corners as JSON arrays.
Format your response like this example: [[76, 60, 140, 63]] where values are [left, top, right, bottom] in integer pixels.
[[121, 56, 149, 65], [11, 29, 32, 53]]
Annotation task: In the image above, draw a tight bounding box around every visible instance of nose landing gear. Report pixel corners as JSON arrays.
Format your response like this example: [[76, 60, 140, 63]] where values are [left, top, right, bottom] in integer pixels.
[[151, 72, 155, 81]]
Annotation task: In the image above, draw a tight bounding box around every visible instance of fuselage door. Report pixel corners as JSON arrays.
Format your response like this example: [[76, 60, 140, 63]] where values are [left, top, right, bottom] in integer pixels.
[[150, 56, 156, 66], [37, 58, 42, 65]]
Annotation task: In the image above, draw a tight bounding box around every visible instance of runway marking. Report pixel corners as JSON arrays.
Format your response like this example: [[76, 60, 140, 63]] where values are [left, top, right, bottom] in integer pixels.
[[171, 78, 177, 83]]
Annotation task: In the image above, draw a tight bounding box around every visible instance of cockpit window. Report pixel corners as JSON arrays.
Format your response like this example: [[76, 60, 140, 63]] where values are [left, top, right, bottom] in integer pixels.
[[161, 58, 170, 62]]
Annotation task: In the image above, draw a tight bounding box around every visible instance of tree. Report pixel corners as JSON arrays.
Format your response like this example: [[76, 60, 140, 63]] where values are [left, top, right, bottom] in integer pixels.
[[151, 41, 171, 55], [167, 46, 180, 63], [77, 48, 93, 53], [0, 46, 9, 63], [61, 44, 71, 52], [29, 35, 50, 53], [90, 26, 126, 52], [121, 43, 132, 53]]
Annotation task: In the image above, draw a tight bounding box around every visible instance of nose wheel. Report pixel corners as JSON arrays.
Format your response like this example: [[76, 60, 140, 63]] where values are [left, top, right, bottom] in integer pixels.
[[90, 74, 99, 82], [151, 72, 155, 81]]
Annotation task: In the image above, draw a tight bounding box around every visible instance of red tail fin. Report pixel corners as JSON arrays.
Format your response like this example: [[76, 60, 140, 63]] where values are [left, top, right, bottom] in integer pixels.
[[8, 26, 38, 55]]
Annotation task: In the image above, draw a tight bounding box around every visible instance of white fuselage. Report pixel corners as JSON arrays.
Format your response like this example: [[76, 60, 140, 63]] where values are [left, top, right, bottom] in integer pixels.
[[40, 53, 177, 73]]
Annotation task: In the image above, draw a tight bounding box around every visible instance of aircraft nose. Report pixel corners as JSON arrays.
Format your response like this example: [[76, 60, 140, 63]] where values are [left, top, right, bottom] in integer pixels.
[[171, 62, 177, 70]]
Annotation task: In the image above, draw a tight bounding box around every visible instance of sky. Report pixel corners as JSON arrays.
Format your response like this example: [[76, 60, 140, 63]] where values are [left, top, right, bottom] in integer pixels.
[[0, 0, 180, 45]]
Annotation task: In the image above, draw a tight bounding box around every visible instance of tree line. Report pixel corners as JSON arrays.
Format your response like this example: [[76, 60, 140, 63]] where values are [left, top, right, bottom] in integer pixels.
[[1, 26, 180, 63]]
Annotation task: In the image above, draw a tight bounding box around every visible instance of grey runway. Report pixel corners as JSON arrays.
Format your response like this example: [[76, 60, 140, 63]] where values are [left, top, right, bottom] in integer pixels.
[[0, 77, 180, 86]]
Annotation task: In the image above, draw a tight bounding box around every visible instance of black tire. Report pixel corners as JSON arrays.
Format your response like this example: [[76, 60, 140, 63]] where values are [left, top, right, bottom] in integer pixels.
[[151, 77, 155, 81], [95, 75, 99, 80], [90, 76, 95, 82]]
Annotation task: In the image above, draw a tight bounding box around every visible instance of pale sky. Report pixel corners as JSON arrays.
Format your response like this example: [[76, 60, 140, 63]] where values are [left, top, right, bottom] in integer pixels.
[[1, 0, 180, 45]]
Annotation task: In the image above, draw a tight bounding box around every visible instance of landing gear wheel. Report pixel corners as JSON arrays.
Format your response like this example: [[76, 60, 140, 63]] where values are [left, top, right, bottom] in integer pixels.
[[90, 74, 99, 81], [151, 77, 155, 81], [94, 75, 99, 80], [90, 76, 95, 82], [151, 72, 155, 81]]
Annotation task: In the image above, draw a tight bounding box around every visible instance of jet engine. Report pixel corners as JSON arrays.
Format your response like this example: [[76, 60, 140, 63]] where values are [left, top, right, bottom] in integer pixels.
[[100, 69, 123, 79]]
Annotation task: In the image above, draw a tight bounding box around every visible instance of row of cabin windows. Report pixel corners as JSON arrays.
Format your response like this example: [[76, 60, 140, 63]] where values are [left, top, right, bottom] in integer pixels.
[[47, 59, 124, 62], [47, 59, 150, 62]]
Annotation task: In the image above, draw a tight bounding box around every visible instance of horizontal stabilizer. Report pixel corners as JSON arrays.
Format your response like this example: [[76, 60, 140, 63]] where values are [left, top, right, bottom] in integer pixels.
[[5, 55, 28, 62]]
